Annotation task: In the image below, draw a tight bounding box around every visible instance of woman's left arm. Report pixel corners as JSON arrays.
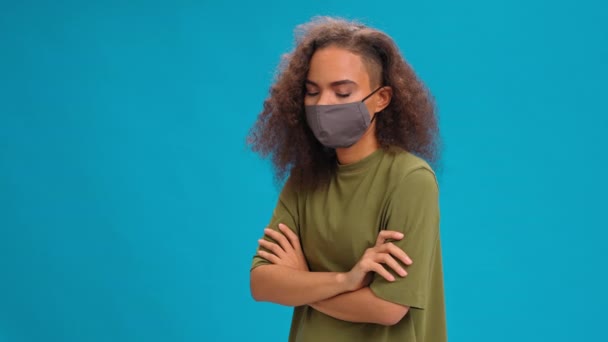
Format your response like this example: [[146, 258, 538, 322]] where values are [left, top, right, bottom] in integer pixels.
[[310, 280, 409, 326]]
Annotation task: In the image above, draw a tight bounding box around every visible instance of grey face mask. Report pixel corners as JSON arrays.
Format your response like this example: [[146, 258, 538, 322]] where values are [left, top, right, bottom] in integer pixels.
[[305, 86, 384, 148]]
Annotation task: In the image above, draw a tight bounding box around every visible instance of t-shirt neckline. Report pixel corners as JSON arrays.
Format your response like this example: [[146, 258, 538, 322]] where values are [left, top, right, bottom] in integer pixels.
[[337, 148, 384, 174]]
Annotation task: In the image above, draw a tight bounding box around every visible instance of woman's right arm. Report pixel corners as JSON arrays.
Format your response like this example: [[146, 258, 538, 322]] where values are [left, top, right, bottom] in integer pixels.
[[250, 265, 352, 306], [250, 180, 350, 306]]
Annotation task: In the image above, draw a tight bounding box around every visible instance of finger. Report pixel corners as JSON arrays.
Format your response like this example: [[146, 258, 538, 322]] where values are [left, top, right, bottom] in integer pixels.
[[278, 223, 301, 250], [258, 239, 285, 257], [375, 253, 407, 277], [380, 243, 413, 265], [257, 250, 281, 264], [369, 262, 395, 282], [264, 228, 293, 252], [375, 230, 404, 246]]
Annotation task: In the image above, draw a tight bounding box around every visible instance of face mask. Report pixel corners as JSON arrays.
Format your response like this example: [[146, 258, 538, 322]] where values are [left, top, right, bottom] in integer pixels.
[[305, 86, 384, 149]]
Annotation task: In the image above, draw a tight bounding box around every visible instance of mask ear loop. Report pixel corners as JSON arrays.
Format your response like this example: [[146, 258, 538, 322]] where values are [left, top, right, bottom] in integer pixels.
[[370, 112, 379, 123], [361, 85, 384, 102], [361, 86, 385, 123]]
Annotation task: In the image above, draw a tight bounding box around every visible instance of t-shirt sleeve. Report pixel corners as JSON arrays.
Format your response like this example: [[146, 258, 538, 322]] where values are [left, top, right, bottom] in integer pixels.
[[369, 167, 440, 309], [250, 180, 300, 271]]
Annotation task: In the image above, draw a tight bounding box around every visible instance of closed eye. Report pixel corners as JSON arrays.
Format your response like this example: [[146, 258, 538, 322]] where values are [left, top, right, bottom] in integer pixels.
[[304, 92, 351, 98]]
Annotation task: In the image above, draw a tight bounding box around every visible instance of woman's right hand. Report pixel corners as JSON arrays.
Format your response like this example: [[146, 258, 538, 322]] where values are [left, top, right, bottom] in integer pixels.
[[343, 230, 413, 292]]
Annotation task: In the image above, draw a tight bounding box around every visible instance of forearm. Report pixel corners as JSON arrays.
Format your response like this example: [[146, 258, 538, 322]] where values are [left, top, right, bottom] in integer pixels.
[[250, 265, 350, 306], [310, 287, 409, 326]]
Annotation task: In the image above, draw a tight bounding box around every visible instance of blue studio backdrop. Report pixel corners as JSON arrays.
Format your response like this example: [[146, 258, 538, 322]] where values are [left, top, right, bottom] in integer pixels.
[[1, 0, 607, 341]]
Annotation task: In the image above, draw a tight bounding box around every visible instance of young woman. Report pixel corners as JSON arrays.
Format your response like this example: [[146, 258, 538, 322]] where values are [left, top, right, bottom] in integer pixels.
[[248, 17, 446, 342]]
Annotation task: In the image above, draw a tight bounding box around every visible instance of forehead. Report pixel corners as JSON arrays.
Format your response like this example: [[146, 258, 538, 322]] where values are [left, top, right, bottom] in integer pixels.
[[307, 46, 370, 85]]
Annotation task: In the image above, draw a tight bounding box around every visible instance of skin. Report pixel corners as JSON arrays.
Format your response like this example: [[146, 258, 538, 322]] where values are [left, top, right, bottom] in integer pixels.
[[251, 47, 411, 326]]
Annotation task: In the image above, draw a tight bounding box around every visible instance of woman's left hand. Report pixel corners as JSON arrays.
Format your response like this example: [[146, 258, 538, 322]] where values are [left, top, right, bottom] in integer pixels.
[[257, 223, 309, 272]]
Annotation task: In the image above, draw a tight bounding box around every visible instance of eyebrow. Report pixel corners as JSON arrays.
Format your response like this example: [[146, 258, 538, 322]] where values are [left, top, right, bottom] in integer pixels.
[[305, 79, 357, 87]]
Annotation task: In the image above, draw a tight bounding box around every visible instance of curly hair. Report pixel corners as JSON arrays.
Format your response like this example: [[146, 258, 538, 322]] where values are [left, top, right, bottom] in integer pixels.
[[248, 16, 441, 191]]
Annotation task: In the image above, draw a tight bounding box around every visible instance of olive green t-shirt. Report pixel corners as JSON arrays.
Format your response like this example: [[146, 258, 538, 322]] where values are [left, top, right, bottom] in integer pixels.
[[251, 147, 447, 342]]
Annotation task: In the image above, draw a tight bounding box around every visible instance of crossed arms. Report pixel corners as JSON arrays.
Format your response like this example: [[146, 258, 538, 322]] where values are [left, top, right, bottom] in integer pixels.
[[250, 224, 412, 326]]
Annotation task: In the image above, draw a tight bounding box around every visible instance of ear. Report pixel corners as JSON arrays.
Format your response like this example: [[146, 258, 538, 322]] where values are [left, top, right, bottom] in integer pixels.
[[373, 86, 393, 113]]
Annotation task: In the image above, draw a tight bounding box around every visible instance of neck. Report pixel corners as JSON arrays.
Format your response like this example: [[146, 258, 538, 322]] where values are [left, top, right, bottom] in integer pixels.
[[336, 128, 379, 165]]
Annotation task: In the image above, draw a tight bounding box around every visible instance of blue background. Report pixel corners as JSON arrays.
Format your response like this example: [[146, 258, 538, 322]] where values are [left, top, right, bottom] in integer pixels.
[[1, 0, 607, 341]]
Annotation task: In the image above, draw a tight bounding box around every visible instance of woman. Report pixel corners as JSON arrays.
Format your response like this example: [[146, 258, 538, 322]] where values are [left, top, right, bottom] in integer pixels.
[[248, 17, 446, 342]]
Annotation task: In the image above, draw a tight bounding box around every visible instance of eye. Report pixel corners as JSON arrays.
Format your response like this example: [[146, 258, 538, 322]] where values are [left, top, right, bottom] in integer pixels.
[[337, 93, 351, 98], [305, 91, 319, 97]]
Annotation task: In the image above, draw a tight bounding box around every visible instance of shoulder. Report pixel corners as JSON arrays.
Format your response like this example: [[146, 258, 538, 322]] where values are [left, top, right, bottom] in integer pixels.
[[382, 147, 438, 190]]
